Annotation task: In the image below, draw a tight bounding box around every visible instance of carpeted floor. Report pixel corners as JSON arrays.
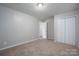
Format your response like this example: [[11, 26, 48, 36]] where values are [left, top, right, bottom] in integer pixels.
[[0, 39, 79, 56]]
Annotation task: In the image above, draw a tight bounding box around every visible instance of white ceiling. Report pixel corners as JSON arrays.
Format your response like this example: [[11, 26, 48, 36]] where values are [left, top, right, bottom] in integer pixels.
[[1, 3, 79, 21]]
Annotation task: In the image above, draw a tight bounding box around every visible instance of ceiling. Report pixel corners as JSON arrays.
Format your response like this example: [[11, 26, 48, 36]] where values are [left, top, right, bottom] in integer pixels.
[[0, 3, 79, 21]]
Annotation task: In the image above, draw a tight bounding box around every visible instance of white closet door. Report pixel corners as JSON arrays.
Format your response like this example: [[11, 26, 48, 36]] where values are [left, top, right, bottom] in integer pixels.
[[57, 19, 65, 43], [55, 16, 75, 45], [65, 16, 75, 45]]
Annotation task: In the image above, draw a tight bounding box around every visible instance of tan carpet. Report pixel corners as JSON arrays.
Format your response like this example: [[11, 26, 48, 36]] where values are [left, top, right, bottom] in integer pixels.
[[0, 39, 79, 56]]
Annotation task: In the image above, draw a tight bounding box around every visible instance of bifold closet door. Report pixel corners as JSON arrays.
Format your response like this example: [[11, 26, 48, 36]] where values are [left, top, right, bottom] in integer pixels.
[[55, 16, 75, 45], [56, 19, 65, 43], [65, 16, 75, 45]]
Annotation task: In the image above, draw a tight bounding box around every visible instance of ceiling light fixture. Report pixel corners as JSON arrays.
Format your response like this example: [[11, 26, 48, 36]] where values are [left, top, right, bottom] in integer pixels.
[[37, 3, 44, 8]]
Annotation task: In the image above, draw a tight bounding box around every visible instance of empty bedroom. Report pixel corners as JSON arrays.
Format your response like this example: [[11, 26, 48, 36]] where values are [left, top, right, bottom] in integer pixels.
[[0, 3, 79, 56]]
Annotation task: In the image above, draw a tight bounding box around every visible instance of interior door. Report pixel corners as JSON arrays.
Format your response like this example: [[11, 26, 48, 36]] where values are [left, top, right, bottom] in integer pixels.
[[65, 16, 75, 45], [55, 16, 75, 45], [39, 22, 47, 39], [57, 19, 65, 43]]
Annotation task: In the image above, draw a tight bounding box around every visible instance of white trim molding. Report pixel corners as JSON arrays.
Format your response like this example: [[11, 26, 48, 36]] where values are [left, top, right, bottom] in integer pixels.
[[0, 38, 40, 51]]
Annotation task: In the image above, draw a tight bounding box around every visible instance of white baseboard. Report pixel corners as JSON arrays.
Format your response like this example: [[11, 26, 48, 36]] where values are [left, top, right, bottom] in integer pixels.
[[0, 38, 40, 51]]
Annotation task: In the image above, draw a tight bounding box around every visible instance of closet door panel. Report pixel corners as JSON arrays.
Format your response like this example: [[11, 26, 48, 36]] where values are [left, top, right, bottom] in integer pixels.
[[57, 19, 65, 43], [65, 17, 75, 45], [55, 16, 75, 45]]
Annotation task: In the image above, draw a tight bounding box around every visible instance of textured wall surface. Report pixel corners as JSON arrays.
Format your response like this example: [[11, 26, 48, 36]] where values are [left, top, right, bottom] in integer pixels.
[[0, 5, 39, 49]]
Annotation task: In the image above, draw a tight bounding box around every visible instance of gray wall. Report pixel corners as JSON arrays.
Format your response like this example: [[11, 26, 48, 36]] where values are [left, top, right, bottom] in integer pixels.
[[47, 18, 54, 39], [0, 5, 39, 49], [54, 10, 79, 47]]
